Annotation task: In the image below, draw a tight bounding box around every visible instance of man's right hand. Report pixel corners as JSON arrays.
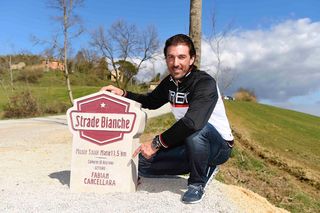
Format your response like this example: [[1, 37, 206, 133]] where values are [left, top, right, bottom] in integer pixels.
[[100, 85, 125, 96]]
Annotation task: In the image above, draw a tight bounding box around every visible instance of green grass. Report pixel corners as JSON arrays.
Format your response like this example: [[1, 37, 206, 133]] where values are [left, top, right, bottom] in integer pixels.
[[224, 101, 320, 213], [0, 70, 148, 117], [231, 147, 266, 172], [224, 101, 320, 172], [144, 113, 175, 133], [0, 85, 100, 111]]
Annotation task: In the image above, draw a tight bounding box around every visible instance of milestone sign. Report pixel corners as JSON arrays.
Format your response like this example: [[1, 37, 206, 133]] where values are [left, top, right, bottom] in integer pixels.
[[67, 91, 146, 193]]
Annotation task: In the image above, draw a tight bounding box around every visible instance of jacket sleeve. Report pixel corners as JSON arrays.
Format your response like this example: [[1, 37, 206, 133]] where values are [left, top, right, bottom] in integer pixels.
[[125, 78, 169, 109], [160, 78, 218, 147]]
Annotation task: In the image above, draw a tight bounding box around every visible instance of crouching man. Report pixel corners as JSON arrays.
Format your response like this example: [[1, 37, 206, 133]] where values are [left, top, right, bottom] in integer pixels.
[[101, 34, 234, 204]]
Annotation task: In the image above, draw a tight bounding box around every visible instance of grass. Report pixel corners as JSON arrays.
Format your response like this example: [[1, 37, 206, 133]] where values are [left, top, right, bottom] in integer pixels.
[[222, 101, 320, 212], [0, 70, 148, 118], [224, 101, 320, 176], [0, 84, 101, 117], [143, 101, 320, 213], [144, 113, 175, 133]]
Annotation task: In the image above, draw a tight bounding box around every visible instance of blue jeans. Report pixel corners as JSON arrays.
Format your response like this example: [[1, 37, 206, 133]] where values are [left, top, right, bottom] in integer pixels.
[[139, 123, 232, 186]]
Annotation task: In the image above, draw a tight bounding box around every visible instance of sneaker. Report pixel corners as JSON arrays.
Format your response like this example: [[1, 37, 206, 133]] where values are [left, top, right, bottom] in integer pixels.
[[204, 165, 219, 189], [181, 184, 204, 204]]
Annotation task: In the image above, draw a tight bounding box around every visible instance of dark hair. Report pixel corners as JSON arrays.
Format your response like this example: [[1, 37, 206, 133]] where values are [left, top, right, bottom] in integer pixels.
[[163, 34, 196, 59]]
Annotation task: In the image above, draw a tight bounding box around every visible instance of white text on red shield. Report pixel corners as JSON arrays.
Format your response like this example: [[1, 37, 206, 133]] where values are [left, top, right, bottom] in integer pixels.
[[70, 112, 135, 132]]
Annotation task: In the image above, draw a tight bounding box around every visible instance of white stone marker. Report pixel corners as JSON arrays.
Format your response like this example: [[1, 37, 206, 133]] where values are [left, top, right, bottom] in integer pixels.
[[67, 91, 146, 193]]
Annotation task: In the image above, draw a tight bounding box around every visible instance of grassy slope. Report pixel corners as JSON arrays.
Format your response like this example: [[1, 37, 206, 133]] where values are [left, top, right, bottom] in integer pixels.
[[224, 101, 320, 176], [143, 101, 320, 213], [0, 71, 104, 110], [0, 70, 148, 117], [223, 101, 320, 213]]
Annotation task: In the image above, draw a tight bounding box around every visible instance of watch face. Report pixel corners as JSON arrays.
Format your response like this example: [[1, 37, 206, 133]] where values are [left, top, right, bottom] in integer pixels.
[[151, 140, 157, 149], [152, 138, 160, 150]]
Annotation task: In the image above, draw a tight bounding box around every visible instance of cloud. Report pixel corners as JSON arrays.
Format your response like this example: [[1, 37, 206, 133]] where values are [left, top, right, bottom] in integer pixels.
[[136, 18, 320, 108], [135, 54, 167, 82], [201, 18, 320, 102]]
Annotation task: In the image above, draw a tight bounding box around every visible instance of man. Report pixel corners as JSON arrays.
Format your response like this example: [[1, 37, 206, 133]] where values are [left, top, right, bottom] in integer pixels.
[[101, 34, 234, 204]]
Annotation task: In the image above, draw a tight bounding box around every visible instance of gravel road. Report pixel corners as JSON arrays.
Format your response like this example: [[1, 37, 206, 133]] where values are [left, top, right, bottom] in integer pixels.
[[0, 104, 288, 213]]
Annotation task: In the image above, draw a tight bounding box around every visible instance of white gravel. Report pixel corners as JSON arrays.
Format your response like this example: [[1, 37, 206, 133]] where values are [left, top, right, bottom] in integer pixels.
[[0, 106, 286, 213], [1, 176, 241, 213]]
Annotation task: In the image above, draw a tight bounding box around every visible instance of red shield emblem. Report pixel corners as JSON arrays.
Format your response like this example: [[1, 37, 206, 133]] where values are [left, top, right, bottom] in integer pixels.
[[69, 93, 136, 146]]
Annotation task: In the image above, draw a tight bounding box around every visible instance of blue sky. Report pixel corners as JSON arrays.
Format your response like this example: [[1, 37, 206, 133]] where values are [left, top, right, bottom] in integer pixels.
[[1, 0, 320, 116]]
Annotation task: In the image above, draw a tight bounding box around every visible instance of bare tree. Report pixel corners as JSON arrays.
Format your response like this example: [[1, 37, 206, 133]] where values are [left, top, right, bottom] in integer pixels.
[[189, 0, 202, 68], [207, 7, 236, 94], [91, 20, 159, 89], [1, 44, 18, 91], [0, 57, 11, 102], [0, 55, 15, 92], [46, 0, 84, 105]]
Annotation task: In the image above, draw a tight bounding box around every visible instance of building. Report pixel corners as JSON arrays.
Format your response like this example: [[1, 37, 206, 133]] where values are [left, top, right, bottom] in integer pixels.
[[42, 60, 64, 71], [10, 62, 26, 70]]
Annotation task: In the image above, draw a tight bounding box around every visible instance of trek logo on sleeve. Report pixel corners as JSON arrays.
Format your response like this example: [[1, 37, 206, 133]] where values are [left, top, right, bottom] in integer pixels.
[[168, 90, 189, 107]]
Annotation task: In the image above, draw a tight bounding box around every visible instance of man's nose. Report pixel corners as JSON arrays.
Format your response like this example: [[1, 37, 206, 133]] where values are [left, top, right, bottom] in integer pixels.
[[174, 57, 179, 66]]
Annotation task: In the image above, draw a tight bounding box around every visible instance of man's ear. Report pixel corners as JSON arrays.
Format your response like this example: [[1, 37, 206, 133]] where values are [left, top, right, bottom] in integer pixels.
[[190, 56, 195, 65]]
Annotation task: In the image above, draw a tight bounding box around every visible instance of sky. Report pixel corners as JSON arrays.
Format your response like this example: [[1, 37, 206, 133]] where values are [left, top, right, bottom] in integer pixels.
[[0, 0, 320, 117]]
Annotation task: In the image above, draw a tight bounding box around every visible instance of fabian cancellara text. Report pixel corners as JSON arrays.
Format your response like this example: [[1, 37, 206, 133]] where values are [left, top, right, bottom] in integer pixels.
[[84, 172, 116, 186]]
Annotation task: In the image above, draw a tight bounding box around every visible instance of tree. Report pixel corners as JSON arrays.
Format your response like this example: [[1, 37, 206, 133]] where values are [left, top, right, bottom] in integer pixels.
[[234, 88, 257, 102], [115, 60, 137, 88], [74, 50, 93, 74], [206, 6, 236, 94], [189, 0, 202, 68], [0, 55, 15, 91], [91, 20, 159, 89], [0, 56, 11, 102], [94, 58, 110, 80], [46, 0, 84, 105]]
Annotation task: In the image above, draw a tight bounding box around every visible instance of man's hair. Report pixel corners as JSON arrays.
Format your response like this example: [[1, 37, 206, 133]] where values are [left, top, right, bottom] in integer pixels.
[[163, 34, 196, 59]]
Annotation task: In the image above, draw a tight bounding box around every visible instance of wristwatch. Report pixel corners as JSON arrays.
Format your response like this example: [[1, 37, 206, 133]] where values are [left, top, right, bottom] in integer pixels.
[[151, 135, 162, 150]]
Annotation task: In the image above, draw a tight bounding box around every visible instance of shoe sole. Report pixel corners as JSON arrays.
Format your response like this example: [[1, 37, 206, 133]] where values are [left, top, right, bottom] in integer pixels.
[[204, 166, 219, 189]]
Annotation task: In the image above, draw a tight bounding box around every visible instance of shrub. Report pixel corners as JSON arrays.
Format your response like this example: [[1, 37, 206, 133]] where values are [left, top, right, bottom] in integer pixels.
[[16, 68, 43, 83], [234, 88, 257, 102], [84, 74, 101, 86], [43, 101, 70, 114], [3, 91, 41, 118]]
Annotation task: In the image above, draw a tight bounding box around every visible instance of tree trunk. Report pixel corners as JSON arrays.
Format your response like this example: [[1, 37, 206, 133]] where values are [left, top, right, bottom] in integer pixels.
[[63, 0, 74, 105], [189, 0, 202, 68], [9, 55, 14, 91]]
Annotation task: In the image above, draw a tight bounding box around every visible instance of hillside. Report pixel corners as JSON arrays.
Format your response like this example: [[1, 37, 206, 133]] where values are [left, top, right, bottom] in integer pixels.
[[0, 69, 149, 118], [1, 67, 319, 211], [223, 101, 320, 212], [145, 101, 320, 212]]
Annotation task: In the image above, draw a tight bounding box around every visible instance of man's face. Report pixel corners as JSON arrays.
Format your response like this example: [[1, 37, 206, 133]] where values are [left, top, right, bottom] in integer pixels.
[[165, 44, 195, 80]]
